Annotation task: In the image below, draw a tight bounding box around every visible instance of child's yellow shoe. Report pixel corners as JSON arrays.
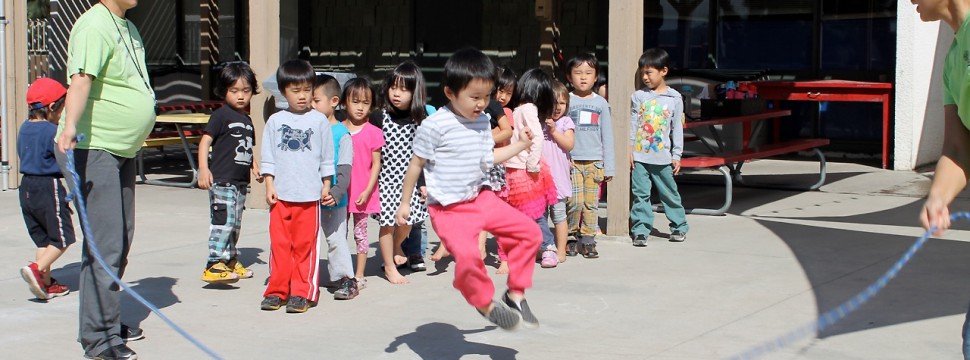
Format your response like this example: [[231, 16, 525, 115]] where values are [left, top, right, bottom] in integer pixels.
[[227, 259, 253, 279], [202, 262, 240, 284]]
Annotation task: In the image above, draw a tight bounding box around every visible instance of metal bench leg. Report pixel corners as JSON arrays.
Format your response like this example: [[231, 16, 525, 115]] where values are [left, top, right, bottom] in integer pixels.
[[143, 125, 199, 188], [733, 148, 827, 191], [136, 149, 147, 184], [656, 165, 732, 216]]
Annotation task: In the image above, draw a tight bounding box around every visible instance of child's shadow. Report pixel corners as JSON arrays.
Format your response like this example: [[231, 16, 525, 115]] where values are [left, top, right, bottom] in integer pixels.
[[385, 322, 518, 360], [236, 247, 266, 268], [120, 276, 181, 329]]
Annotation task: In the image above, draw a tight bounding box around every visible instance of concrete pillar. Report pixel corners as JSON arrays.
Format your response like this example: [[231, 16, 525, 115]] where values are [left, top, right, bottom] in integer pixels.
[[894, 2, 950, 171], [246, 0, 280, 209], [200, 0, 219, 100], [605, 0, 641, 237], [3, 0, 29, 189]]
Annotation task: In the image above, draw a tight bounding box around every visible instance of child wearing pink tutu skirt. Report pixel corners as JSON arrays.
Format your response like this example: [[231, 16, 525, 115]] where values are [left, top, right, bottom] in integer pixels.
[[505, 69, 559, 264]]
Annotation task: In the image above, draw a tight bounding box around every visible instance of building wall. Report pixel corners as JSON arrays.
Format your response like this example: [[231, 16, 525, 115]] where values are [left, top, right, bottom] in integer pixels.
[[894, 3, 950, 171], [301, 0, 606, 104]]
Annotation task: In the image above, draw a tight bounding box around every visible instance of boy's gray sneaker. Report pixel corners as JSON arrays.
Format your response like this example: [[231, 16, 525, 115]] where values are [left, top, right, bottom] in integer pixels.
[[121, 324, 145, 342], [333, 277, 359, 300], [670, 230, 687, 242], [632, 234, 648, 247], [502, 291, 539, 329], [479, 301, 520, 330]]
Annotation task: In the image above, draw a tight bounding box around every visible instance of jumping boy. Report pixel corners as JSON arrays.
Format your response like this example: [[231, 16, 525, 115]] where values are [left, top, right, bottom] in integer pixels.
[[260, 60, 334, 313], [395, 48, 541, 330], [629, 48, 689, 246], [565, 53, 615, 258]]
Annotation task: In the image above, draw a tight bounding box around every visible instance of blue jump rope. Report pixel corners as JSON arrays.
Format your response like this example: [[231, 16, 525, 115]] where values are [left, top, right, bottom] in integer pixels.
[[64, 137, 223, 359], [63, 134, 966, 360]]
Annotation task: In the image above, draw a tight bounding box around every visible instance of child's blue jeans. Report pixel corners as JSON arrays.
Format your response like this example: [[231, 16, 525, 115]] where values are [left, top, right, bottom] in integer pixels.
[[629, 162, 689, 237], [402, 221, 428, 257]]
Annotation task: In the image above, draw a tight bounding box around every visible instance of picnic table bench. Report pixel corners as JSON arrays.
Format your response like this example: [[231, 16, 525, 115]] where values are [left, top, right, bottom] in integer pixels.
[[666, 109, 829, 215], [138, 112, 212, 188]]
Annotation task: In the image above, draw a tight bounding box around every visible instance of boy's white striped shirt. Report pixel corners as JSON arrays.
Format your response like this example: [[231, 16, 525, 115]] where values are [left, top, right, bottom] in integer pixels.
[[413, 106, 495, 206]]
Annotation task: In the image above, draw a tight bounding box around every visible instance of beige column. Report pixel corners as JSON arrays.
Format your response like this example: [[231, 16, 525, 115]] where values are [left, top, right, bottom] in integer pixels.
[[605, 0, 642, 237], [3, 0, 29, 189], [246, 0, 280, 209], [200, 0, 219, 100]]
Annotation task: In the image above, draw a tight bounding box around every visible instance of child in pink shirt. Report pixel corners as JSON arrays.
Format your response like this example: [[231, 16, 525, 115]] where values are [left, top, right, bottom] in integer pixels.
[[342, 78, 384, 287]]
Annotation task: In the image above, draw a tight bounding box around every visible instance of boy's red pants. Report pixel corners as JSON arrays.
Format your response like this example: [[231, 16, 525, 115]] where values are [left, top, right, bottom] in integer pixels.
[[265, 200, 321, 303], [428, 190, 541, 308]]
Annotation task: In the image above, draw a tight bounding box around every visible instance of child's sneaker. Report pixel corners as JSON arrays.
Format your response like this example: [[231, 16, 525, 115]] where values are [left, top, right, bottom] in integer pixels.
[[478, 301, 520, 330], [227, 259, 253, 279], [333, 277, 359, 300], [581, 242, 599, 259], [409, 255, 427, 272], [285, 296, 312, 313], [260, 295, 284, 311], [355, 277, 367, 290], [45, 278, 70, 299], [632, 234, 648, 247], [201, 262, 240, 284], [121, 324, 145, 342], [670, 230, 687, 242], [20, 262, 48, 299], [502, 291, 539, 329], [565, 240, 578, 257], [540, 250, 558, 268]]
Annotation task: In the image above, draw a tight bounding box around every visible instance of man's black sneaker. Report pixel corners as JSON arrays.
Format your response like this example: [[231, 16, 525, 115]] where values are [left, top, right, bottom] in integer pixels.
[[565, 241, 578, 257], [286, 296, 311, 313], [632, 234, 648, 247], [581, 243, 599, 258], [333, 277, 359, 300], [502, 291, 539, 329], [670, 230, 687, 242], [84, 344, 137, 360], [479, 301, 520, 330], [260, 295, 284, 311], [409, 255, 427, 272], [120, 324, 144, 342]]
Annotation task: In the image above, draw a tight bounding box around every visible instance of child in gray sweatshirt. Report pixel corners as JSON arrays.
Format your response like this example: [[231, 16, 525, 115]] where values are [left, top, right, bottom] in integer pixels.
[[259, 60, 334, 314], [564, 53, 615, 259]]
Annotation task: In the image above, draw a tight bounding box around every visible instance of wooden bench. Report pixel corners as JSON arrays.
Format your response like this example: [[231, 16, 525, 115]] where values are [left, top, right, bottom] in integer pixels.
[[662, 110, 829, 215], [142, 129, 204, 148]]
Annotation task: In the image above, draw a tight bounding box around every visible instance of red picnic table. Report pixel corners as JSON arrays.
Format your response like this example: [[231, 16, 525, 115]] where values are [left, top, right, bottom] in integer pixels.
[[753, 80, 893, 168]]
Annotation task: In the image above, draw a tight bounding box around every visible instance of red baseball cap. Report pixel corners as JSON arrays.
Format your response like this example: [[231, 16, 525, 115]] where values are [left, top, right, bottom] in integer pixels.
[[26, 78, 67, 109]]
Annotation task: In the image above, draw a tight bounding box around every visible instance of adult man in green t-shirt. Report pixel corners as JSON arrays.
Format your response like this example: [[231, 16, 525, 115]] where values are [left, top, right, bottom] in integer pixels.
[[55, 0, 154, 359], [913, 0, 970, 358]]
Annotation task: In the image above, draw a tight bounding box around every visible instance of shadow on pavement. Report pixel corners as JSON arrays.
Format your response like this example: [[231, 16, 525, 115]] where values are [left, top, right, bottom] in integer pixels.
[[121, 276, 181, 329], [754, 217, 970, 338], [385, 322, 517, 360]]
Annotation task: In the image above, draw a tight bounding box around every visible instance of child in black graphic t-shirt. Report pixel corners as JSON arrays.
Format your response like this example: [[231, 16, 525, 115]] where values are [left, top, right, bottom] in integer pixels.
[[197, 63, 262, 284]]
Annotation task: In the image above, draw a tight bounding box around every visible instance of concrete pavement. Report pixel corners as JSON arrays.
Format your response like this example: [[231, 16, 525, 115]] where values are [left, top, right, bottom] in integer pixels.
[[1, 159, 969, 359]]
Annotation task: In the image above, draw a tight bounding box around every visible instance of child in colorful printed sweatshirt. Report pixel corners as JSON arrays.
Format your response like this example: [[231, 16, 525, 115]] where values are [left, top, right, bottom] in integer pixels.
[[629, 48, 689, 246]]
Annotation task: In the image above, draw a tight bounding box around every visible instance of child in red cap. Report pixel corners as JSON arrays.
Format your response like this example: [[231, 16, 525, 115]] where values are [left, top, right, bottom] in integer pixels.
[[17, 77, 75, 300]]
